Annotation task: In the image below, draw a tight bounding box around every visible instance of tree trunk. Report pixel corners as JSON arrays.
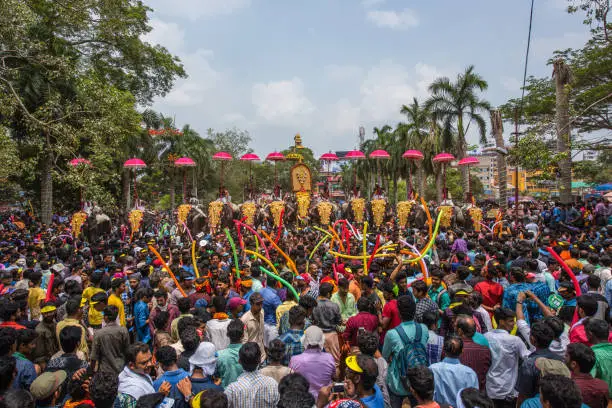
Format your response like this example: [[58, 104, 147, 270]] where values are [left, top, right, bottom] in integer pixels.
[[491, 110, 508, 209], [457, 114, 469, 195], [435, 169, 444, 203], [123, 171, 131, 213], [169, 167, 176, 212], [40, 147, 53, 225], [554, 59, 573, 204], [391, 175, 397, 206], [418, 166, 426, 198]]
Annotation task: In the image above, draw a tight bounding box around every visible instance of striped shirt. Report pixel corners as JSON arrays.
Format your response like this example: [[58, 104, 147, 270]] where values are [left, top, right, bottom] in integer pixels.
[[225, 371, 280, 408]]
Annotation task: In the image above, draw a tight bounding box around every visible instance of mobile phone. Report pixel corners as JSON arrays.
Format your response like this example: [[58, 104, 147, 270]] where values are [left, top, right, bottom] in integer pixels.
[[332, 383, 345, 393]]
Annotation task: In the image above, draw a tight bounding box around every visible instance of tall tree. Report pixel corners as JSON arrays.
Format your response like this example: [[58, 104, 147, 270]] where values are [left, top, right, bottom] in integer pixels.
[[397, 98, 431, 199], [553, 59, 574, 203], [426, 66, 491, 192], [490, 110, 508, 209]]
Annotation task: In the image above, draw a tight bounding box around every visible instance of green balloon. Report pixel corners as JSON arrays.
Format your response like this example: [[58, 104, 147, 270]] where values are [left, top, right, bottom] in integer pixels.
[[259, 266, 300, 302]]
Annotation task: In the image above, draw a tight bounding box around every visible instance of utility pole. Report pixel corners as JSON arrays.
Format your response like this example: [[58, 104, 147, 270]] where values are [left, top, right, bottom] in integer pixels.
[[511, 108, 524, 221]]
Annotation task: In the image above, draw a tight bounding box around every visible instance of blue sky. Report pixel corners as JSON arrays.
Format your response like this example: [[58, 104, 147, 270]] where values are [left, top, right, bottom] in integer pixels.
[[144, 0, 590, 156]]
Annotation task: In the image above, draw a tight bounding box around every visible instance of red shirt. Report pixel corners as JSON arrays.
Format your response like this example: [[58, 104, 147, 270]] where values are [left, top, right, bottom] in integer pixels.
[[343, 312, 379, 347], [0, 321, 26, 330], [381, 299, 401, 342], [474, 280, 504, 309], [572, 372, 610, 408]]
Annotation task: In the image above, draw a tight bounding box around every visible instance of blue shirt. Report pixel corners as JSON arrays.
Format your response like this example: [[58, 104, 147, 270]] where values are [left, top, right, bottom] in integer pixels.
[[134, 300, 151, 343], [520, 393, 588, 408], [502, 282, 550, 322], [473, 332, 489, 347], [361, 384, 385, 408], [429, 358, 479, 407], [153, 369, 190, 408], [13, 353, 36, 390], [243, 289, 254, 312], [259, 287, 282, 325]]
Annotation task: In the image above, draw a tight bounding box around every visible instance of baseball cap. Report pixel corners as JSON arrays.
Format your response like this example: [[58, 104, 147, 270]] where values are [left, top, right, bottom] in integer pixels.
[[30, 370, 67, 400], [228, 297, 247, 310]]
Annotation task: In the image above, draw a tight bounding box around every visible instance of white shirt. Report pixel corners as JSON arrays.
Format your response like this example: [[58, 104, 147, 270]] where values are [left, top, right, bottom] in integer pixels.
[[484, 329, 530, 399], [205, 318, 231, 351], [475, 305, 493, 332]]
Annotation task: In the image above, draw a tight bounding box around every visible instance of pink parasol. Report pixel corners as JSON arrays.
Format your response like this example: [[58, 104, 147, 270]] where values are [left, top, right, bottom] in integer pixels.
[[458, 156, 479, 202], [175, 157, 197, 203], [345, 150, 365, 196], [123, 158, 146, 207], [319, 152, 339, 161], [369, 149, 390, 159], [213, 152, 232, 197], [240, 153, 261, 161], [240, 153, 260, 199], [402, 150, 424, 199], [123, 158, 147, 168], [266, 152, 285, 188], [69, 158, 92, 167], [433, 153, 455, 200]]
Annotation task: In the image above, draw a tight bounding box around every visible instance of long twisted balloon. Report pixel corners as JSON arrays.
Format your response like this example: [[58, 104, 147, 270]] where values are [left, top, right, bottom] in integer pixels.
[[223, 228, 240, 279]]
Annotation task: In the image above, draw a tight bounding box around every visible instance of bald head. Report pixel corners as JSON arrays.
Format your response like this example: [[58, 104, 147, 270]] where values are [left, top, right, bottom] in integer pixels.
[[455, 315, 476, 339]]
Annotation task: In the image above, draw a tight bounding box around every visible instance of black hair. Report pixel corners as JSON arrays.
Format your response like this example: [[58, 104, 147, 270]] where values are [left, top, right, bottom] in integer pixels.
[[177, 316, 197, 333], [587, 274, 601, 290], [227, 319, 244, 343], [277, 391, 315, 408], [126, 342, 150, 364], [382, 281, 395, 296], [278, 373, 310, 396], [411, 280, 427, 294], [458, 388, 494, 408], [585, 318, 609, 342], [103, 305, 119, 322], [65, 296, 82, 316], [405, 366, 434, 401], [539, 375, 583, 408], [356, 354, 378, 390], [89, 371, 119, 408], [298, 295, 317, 310], [136, 288, 154, 301], [397, 295, 416, 322], [319, 282, 334, 298], [288, 306, 306, 327], [155, 345, 177, 368], [267, 339, 286, 363], [456, 315, 476, 338], [0, 328, 16, 356], [239, 342, 261, 372], [443, 335, 463, 358], [567, 343, 596, 373], [543, 316, 564, 339], [153, 311, 169, 331], [180, 326, 200, 353], [0, 356, 16, 393], [337, 278, 349, 289], [577, 295, 598, 317], [64, 280, 83, 296], [16, 328, 37, 349], [59, 325, 82, 353], [356, 297, 372, 314], [421, 311, 438, 328], [530, 321, 555, 349], [493, 307, 515, 323], [212, 296, 226, 313], [357, 332, 379, 356], [194, 389, 228, 408], [0, 389, 35, 408], [135, 393, 166, 408], [177, 297, 191, 314], [0, 302, 19, 322]]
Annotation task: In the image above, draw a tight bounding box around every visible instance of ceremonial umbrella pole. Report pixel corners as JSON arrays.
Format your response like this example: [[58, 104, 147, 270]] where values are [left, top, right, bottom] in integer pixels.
[[458, 156, 480, 203], [69, 158, 92, 209], [433, 153, 455, 201], [266, 151, 285, 197], [174, 157, 197, 203], [345, 149, 366, 197], [369, 149, 390, 188], [319, 151, 339, 197], [402, 150, 424, 200], [212, 152, 232, 198], [123, 158, 147, 207], [240, 153, 261, 200]]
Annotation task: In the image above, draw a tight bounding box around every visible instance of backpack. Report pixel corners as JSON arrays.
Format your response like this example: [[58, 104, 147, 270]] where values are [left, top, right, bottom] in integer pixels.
[[387, 323, 428, 396]]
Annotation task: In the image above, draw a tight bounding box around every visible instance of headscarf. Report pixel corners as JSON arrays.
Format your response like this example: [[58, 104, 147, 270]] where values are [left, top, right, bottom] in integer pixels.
[[301, 325, 325, 350], [189, 342, 217, 376]]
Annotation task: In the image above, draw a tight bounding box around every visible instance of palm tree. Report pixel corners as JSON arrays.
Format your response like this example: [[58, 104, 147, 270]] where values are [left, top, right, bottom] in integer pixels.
[[490, 110, 508, 209], [553, 59, 573, 203], [426, 66, 491, 192], [397, 98, 430, 199]]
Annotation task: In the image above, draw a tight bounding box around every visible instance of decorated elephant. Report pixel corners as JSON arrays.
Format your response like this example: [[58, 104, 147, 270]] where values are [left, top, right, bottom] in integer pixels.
[[436, 200, 468, 230], [239, 201, 267, 227], [84, 206, 112, 242], [341, 198, 367, 224], [309, 198, 338, 226], [208, 200, 239, 233], [396, 200, 428, 230]]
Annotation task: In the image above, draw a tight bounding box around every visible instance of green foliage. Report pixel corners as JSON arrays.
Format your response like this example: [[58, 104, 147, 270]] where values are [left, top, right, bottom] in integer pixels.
[[573, 152, 612, 184], [445, 168, 485, 201]]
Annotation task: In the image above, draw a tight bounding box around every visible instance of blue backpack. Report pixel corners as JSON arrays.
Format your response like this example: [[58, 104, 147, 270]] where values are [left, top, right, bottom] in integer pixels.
[[387, 323, 428, 396]]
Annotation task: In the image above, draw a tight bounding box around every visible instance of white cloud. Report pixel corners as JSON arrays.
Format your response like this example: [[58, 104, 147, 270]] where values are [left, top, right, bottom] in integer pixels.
[[143, 19, 186, 52], [251, 78, 315, 124], [500, 76, 522, 91], [366, 8, 419, 30], [146, 0, 251, 21], [361, 0, 385, 8]]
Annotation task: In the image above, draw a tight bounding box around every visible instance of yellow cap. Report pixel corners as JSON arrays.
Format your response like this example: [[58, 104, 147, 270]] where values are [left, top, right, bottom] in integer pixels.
[[345, 355, 363, 373]]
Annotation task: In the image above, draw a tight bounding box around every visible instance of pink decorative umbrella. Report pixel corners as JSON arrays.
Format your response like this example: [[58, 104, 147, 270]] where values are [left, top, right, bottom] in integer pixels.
[[433, 153, 455, 200], [319, 151, 339, 197], [69, 158, 92, 209], [213, 152, 232, 197], [369, 149, 390, 187], [124, 158, 147, 206], [403, 150, 424, 200], [175, 157, 197, 203], [241, 153, 261, 199], [266, 151, 285, 189], [458, 156, 479, 202], [345, 150, 365, 196]]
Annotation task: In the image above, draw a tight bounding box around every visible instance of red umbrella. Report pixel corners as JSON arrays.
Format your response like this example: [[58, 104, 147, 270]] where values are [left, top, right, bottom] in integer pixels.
[[266, 152, 285, 187], [213, 152, 232, 197], [241, 153, 260, 199], [433, 153, 455, 200], [402, 150, 424, 199], [458, 156, 479, 201], [123, 158, 147, 206], [175, 157, 197, 203]]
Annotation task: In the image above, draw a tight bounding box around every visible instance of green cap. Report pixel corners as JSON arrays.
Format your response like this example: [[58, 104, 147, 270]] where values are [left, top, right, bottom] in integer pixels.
[[30, 370, 67, 400]]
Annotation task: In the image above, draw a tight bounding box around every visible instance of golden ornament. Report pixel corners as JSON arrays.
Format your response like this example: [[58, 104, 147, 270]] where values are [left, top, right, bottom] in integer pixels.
[[208, 201, 224, 229], [351, 198, 366, 224], [177, 204, 192, 225], [371, 199, 386, 228], [396, 200, 414, 228], [439, 206, 453, 228], [128, 209, 144, 233], [316, 201, 333, 226], [269, 201, 285, 228], [468, 207, 483, 231], [71, 211, 88, 238], [241, 202, 257, 225], [296, 191, 311, 219]]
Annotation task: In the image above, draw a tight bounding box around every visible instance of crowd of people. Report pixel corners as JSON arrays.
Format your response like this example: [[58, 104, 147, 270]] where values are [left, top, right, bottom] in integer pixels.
[[0, 198, 610, 408]]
